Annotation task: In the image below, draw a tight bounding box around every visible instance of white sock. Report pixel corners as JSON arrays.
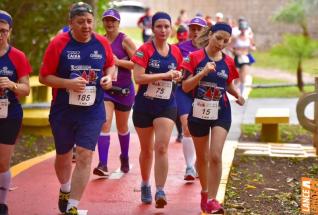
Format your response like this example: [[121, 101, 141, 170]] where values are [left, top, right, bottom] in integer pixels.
[[60, 181, 71, 193], [141, 181, 150, 187], [67, 199, 79, 211], [0, 170, 11, 204], [182, 137, 196, 168]]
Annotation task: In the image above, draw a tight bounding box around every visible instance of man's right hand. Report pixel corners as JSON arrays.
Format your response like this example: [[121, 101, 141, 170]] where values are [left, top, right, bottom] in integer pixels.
[[68, 77, 88, 93]]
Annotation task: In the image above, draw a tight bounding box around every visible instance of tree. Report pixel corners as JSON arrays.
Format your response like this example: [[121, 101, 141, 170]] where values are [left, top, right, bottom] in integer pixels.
[[273, 0, 308, 37], [0, 0, 108, 75], [271, 35, 318, 92]]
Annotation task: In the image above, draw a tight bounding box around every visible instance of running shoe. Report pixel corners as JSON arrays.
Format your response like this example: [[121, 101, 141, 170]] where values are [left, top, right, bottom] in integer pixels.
[[206, 199, 224, 214], [0, 204, 8, 215], [175, 133, 183, 143], [120, 155, 130, 173], [155, 190, 167, 208], [93, 164, 109, 176], [58, 189, 70, 213], [184, 167, 196, 181], [200, 191, 208, 213], [141, 185, 152, 204], [65, 206, 78, 215]]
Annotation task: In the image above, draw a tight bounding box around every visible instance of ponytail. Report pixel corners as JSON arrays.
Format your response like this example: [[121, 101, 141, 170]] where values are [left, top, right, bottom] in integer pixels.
[[195, 26, 211, 48]]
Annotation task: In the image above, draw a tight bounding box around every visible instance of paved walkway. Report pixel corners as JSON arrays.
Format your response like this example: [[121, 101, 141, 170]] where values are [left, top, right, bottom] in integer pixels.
[[8, 67, 317, 214]]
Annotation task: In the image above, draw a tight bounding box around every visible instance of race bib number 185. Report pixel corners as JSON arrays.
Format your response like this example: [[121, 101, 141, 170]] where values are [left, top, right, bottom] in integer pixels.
[[69, 86, 96, 106]]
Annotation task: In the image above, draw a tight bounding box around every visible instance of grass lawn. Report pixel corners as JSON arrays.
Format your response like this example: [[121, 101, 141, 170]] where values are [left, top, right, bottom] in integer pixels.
[[249, 77, 315, 98], [240, 124, 312, 144], [253, 51, 318, 76]]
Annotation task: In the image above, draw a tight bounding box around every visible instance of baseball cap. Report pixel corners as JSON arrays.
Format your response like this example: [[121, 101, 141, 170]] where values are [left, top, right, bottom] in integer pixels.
[[102, 9, 120, 21], [188, 17, 207, 27], [69, 2, 93, 19], [215, 12, 224, 19]]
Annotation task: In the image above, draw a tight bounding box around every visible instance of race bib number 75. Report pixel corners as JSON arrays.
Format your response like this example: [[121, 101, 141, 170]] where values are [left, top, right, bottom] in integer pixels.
[[144, 80, 172, 100]]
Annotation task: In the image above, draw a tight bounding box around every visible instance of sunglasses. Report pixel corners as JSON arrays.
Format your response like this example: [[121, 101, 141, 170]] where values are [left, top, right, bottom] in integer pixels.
[[70, 6, 93, 19]]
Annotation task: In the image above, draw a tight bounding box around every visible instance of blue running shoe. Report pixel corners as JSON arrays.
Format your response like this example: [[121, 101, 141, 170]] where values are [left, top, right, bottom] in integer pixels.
[[141, 185, 152, 204], [155, 190, 167, 208]]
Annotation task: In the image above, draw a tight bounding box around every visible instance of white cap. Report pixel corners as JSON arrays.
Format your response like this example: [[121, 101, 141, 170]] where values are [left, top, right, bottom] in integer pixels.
[[215, 12, 224, 19]]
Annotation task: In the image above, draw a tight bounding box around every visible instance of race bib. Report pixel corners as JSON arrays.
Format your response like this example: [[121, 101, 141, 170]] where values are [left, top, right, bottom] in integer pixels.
[[237, 55, 250, 64], [192, 98, 219, 120], [144, 80, 172, 100], [69, 86, 96, 106], [0, 99, 9, 118], [145, 28, 152, 36]]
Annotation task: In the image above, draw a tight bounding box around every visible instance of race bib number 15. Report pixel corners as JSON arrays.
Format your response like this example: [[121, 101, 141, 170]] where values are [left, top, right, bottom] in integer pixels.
[[193, 98, 219, 120]]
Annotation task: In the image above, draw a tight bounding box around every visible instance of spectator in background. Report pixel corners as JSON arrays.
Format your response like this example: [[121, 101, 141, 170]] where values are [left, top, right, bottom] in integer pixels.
[[232, 19, 256, 96], [175, 9, 189, 26], [215, 12, 224, 23], [176, 25, 188, 44], [137, 7, 153, 42], [205, 15, 213, 28]]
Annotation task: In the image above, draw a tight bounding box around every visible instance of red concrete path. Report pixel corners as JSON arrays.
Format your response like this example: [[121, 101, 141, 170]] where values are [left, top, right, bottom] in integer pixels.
[[8, 133, 204, 215]]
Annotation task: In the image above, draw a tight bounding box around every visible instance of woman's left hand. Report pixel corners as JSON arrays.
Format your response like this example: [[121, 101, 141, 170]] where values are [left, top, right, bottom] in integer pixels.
[[100, 75, 112, 90], [236, 95, 245, 106]]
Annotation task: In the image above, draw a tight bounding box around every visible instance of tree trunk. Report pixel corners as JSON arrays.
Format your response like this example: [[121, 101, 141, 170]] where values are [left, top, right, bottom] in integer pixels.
[[301, 22, 310, 38], [297, 58, 304, 92]]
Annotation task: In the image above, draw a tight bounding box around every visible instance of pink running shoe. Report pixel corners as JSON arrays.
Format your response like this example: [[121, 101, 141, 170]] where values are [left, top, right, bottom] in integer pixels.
[[206, 199, 224, 214], [200, 192, 208, 212]]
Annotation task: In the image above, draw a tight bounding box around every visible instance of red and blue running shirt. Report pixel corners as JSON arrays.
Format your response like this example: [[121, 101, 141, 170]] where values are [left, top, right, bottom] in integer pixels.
[[181, 48, 239, 123], [131, 41, 183, 114], [0, 46, 32, 119], [40, 32, 114, 121]]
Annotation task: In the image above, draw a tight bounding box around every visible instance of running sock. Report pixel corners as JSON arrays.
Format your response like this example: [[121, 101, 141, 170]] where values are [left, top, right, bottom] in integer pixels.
[[182, 137, 196, 168], [156, 186, 164, 193], [66, 199, 79, 211], [141, 181, 150, 187], [118, 131, 130, 159], [0, 170, 11, 204], [97, 133, 110, 166], [60, 180, 71, 193]]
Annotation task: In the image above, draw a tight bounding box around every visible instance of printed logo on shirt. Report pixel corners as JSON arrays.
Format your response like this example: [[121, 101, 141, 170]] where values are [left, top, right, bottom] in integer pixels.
[[90, 50, 103, 60], [0, 67, 13, 76], [136, 51, 144, 58], [67, 51, 81, 60], [149, 59, 160, 69], [168, 63, 176, 70], [217, 70, 228, 80], [184, 56, 190, 63], [196, 67, 204, 74]]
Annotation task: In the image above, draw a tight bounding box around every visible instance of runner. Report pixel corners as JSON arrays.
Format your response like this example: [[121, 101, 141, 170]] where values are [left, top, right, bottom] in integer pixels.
[[93, 8, 136, 176], [182, 22, 245, 214], [176, 16, 207, 181], [39, 2, 114, 215], [137, 7, 153, 42], [131, 12, 183, 208], [0, 10, 32, 215]]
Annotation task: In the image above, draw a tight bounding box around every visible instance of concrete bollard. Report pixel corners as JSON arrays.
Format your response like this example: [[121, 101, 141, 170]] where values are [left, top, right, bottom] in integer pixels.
[[296, 77, 318, 154]]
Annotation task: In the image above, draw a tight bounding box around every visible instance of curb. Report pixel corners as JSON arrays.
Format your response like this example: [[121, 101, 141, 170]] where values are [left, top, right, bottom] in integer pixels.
[[11, 150, 55, 177]]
